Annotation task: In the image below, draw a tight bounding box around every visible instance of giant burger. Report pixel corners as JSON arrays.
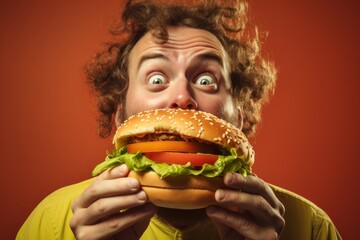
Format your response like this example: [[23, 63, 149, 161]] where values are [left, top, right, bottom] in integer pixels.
[[93, 108, 254, 209]]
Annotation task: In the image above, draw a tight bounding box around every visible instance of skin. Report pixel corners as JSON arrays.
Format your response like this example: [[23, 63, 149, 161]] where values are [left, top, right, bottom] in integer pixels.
[[70, 27, 285, 240]]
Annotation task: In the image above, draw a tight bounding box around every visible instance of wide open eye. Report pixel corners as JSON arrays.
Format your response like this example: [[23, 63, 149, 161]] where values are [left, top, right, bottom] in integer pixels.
[[148, 74, 167, 85], [193, 73, 218, 92], [194, 74, 216, 86]]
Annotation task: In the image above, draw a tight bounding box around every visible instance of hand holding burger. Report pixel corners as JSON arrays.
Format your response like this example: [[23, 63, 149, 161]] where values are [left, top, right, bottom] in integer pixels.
[[93, 108, 254, 209]]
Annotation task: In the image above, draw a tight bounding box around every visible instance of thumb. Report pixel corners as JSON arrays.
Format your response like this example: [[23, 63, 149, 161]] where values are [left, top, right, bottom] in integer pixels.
[[206, 206, 231, 238], [206, 206, 244, 240], [132, 203, 158, 237], [112, 203, 157, 240]]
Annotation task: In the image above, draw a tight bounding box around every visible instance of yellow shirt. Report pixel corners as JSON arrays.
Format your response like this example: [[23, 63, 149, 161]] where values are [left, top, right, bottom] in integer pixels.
[[16, 178, 342, 240]]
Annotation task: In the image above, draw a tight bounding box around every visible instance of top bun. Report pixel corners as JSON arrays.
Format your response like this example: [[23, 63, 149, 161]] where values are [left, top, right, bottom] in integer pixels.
[[114, 109, 254, 166]]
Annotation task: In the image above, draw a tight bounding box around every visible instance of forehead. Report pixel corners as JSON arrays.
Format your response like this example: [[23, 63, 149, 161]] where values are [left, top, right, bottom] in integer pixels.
[[129, 26, 227, 65]]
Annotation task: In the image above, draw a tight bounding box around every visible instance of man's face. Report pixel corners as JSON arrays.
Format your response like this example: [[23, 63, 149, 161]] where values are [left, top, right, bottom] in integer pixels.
[[122, 26, 238, 127]]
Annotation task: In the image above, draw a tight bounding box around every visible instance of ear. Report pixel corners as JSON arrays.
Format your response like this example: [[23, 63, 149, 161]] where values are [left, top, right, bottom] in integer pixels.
[[114, 104, 125, 128], [237, 106, 244, 131]]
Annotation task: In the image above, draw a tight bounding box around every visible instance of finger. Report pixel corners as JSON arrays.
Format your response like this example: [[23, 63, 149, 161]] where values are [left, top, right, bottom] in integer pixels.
[[76, 177, 141, 209], [98, 164, 130, 180], [71, 190, 148, 226], [72, 203, 157, 240], [214, 188, 284, 230], [73, 166, 139, 209], [207, 206, 278, 240], [99, 203, 157, 239], [224, 173, 285, 215], [131, 207, 158, 238], [215, 188, 269, 217], [204, 214, 239, 240], [212, 224, 245, 240], [224, 173, 275, 203]]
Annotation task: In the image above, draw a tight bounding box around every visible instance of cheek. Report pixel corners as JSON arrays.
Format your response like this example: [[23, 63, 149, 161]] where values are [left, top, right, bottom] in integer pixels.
[[125, 90, 168, 117], [197, 95, 223, 115], [125, 82, 144, 117], [196, 93, 236, 121]]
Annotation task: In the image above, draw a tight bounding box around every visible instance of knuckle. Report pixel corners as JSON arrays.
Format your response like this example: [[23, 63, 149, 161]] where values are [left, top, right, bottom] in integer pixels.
[[71, 199, 79, 212], [75, 231, 94, 240], [92, 199, 108, 214], [86, 183, 100, 197], [268, 207, 285, 232], [106, 216, 120, 229], [69, 218, 92, 240], [69, 215, 78, 229], [97, 169, 111, 180], [254, 228, 279, 240], [239, 217, 253, 232], [69, 208, 84, 230], [276, 216, 286, 235], [255, 194, 267, 211], [265, 212, 285, 239], [269, 230, 279, 240], [257, 178, 269, 194], [278, 202, 286, 216]]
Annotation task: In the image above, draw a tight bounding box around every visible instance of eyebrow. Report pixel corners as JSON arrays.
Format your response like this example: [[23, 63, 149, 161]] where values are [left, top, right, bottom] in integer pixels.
[[137, 52, 224, 70], [137, 53, 170, 70], [194, 52, 224, 67]]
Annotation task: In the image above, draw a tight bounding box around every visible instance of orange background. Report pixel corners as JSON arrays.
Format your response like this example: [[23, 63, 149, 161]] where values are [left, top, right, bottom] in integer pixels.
[[0, 1, 359, 239]]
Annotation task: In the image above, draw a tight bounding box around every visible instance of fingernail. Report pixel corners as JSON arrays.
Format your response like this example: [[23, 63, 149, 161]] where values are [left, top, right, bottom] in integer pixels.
[[216, 189, 225, 201], [225, 173, 233, 184], [128, 178, 139, 190], [117, 164, 128, 175], [138, 191, 147, 201]]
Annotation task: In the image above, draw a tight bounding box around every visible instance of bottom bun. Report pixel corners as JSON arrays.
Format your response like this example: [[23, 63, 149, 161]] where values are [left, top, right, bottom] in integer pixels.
[[128, 171, 226, 209]]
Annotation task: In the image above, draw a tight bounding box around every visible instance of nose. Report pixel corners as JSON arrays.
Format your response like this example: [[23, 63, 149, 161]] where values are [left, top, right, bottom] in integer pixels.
[[168, 81, 198, 110]]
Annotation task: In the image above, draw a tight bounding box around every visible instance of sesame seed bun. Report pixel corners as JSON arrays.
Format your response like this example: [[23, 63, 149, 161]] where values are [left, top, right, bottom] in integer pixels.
[[128, 171, 225, 209], [114, 109, 254, 166], [114, 109, 254, 209]]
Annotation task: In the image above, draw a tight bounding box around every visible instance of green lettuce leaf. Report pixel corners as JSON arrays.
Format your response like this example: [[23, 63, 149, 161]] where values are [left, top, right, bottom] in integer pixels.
[[92, 147, 252, 178]]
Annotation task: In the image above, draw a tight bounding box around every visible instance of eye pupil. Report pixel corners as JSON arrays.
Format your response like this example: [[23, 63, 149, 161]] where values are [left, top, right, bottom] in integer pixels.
[[200, 79, 210, 85], [149, 74, 166, 85], [195, 74, 215, 86], [152, 78, 163, 84]]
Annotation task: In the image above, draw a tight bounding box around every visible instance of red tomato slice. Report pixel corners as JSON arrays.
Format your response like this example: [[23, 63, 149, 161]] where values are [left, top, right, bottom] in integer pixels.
[[143, 152, 218, 166], [127, 141, 217, 154]]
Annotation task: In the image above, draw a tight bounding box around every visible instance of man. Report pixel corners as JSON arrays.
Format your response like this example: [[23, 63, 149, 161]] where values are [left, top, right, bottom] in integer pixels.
[[17, 1, 341, 239]]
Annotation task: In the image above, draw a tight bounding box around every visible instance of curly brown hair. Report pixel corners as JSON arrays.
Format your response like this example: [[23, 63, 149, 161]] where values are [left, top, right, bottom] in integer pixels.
[[85, 0, 276, 138]]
